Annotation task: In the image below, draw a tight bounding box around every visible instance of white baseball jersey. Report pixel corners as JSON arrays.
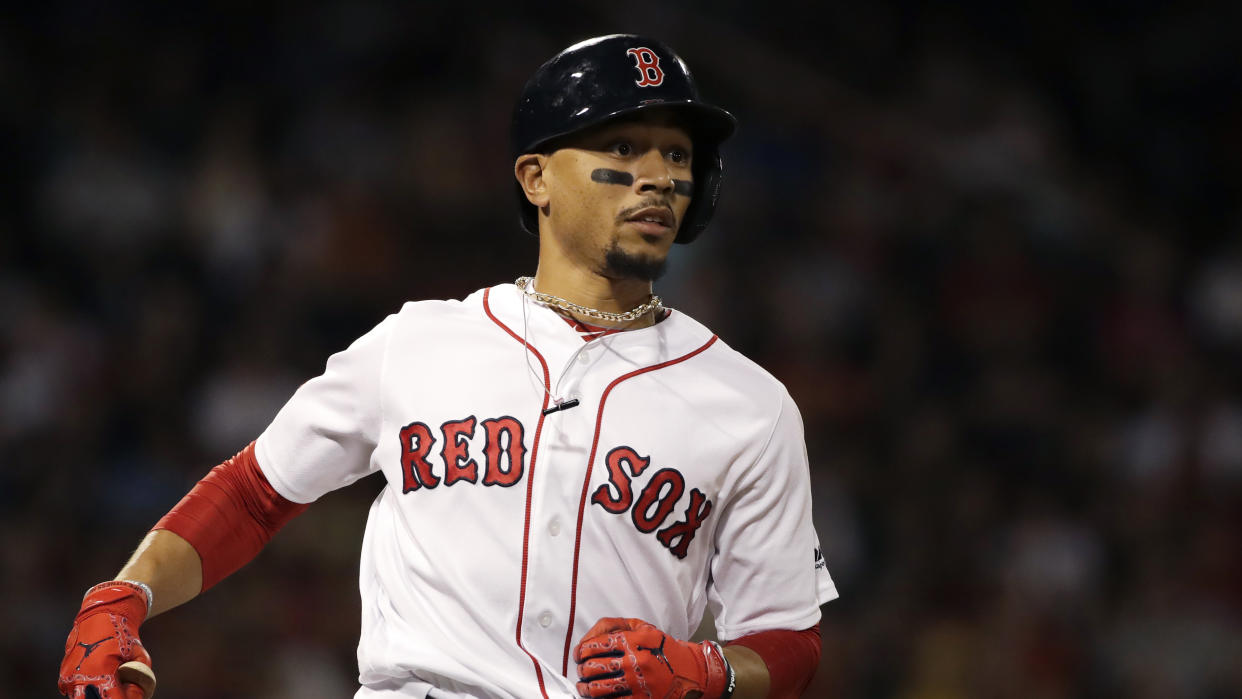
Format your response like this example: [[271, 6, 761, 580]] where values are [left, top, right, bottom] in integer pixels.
[[254, 282, 837, 699]]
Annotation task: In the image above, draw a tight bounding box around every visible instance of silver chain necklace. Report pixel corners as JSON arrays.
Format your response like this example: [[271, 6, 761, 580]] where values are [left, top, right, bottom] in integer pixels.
[[515, 276, 663, 325]]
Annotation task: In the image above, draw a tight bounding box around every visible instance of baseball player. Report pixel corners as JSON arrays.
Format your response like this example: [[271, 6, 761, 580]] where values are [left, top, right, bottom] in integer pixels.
[[58, 34, 837, 699]]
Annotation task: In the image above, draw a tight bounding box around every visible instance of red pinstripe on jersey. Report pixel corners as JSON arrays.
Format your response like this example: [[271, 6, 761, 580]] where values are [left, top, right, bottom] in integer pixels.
[[560, 333, 720, 674], [483, 288, 552, 699]]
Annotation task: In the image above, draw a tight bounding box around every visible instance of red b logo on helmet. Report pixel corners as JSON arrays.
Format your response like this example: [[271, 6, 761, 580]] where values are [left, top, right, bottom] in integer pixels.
[[627, 47, 664, 87]]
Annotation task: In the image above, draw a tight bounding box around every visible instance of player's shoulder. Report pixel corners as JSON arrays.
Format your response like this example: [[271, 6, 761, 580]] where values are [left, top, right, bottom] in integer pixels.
[[340, 287, 497, 348], [669, 310, 797, 410], [387, 285, 494, 324]]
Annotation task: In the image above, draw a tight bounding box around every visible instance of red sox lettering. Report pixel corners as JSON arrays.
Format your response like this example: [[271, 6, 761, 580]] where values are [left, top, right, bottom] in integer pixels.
[[591, 446, 714, 559], [399, 424, 715, 559], [399, 416, 527, 492]]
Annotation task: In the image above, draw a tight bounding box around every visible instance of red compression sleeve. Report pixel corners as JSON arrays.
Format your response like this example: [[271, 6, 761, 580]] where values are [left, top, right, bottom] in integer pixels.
[[726, 624, 822, 699], [154, 442, 308, 591]]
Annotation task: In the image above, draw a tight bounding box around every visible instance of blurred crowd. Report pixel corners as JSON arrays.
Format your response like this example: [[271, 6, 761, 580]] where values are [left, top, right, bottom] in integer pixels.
[[4, 2, 1241, 698]]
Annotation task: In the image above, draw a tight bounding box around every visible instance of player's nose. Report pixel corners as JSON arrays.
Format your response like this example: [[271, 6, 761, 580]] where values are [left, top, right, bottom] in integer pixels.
[[633, 149, 675, 195]]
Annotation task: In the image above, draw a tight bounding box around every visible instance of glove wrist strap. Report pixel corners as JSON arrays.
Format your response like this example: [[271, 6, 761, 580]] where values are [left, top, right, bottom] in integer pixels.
[[85, 580, 154, 616], [705, 641, 736, 699]]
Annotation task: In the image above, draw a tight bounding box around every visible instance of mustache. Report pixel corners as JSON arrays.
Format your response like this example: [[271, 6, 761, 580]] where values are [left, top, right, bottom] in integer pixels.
[[616, 200, 675, 221]]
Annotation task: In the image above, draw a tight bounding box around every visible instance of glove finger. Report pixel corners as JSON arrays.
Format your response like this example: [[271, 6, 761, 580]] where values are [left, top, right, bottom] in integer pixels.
[[580, 617, 633, 640], [122, 683, 146, 699], [624, 618, 659, 635], [574, 619, 627, 663], [576, 676, 633, 698], [577, 656, 626, 681], [85, 687, 103, 699], [574, 631, 627, 662]]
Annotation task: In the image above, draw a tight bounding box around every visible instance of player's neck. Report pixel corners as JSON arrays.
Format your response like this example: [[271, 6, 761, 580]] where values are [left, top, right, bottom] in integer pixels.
[[529, 264, 657, 330]]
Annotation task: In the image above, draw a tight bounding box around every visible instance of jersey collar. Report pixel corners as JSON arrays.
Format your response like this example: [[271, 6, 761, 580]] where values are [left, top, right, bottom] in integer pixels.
[[485, 282, 715, 361]]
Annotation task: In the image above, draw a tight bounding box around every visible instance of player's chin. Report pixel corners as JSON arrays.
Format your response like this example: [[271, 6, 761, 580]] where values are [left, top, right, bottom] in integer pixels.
[[602, 243, 670, 282], [619, 233, 672, 260]]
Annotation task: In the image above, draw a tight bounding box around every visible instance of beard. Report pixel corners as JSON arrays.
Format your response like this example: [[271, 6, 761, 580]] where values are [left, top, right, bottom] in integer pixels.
[[600, 240, 669, 282]]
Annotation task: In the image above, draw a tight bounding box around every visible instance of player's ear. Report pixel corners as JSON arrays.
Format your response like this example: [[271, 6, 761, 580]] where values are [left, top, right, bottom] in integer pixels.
[[514, 153, 550, 209]]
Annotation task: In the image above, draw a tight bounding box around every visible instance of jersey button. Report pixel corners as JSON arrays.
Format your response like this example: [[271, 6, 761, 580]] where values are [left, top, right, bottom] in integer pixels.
[[577, 351, 591, 364], [548, 519, 561, 536], [539, 612, 553, 628]]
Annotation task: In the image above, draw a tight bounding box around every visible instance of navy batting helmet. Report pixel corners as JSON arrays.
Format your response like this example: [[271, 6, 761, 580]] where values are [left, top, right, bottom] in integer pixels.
[[511, 34, 737, 244]]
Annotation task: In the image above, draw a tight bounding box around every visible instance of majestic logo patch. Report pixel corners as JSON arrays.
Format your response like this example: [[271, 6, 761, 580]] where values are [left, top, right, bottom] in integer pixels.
[[627, 47, 664, 87]]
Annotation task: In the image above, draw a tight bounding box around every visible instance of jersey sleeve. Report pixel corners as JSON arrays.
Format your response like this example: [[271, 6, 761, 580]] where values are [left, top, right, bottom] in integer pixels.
[[707, 388, 838, 641], [253, 315, 395, 504]]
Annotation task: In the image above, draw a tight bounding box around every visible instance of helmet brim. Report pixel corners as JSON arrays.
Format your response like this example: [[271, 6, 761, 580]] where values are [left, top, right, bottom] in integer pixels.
[[518, 99, 736, 157]]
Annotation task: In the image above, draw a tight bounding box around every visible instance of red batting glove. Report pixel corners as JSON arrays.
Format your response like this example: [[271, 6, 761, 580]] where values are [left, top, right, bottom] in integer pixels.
[[574, 617, 735, 699], [58, 581, 157, 699]]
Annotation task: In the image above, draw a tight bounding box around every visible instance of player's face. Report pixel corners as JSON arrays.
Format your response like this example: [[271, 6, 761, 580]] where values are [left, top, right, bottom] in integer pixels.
[[541, 117, 694, 281]]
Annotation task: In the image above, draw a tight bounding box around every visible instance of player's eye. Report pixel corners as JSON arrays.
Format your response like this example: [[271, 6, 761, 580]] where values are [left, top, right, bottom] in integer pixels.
[[610, 141, 633, 157], [667, 147, 691, 165]]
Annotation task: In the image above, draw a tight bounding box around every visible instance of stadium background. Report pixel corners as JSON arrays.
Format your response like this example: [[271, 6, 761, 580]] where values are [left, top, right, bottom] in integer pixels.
[[4, 2, 1241, 697]]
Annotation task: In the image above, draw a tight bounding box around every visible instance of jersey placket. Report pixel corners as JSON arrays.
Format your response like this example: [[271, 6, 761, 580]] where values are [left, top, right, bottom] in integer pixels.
[[517, 330, 605, 679]]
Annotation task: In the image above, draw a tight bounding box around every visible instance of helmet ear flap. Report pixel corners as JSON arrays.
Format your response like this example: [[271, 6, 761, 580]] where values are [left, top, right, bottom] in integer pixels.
[[676, 148, 724, 244]]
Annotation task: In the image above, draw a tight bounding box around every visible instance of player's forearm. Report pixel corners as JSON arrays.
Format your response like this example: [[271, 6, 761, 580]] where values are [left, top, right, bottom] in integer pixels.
[[115, 529, 203, 617], [724, 623, 823, 698], [723, 645, 771, 698]]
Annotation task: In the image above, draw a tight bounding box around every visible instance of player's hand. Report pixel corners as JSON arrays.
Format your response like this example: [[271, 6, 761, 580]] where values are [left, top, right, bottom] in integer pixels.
[[58, 581, 157, 699], [573, 617, 735, 699]]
